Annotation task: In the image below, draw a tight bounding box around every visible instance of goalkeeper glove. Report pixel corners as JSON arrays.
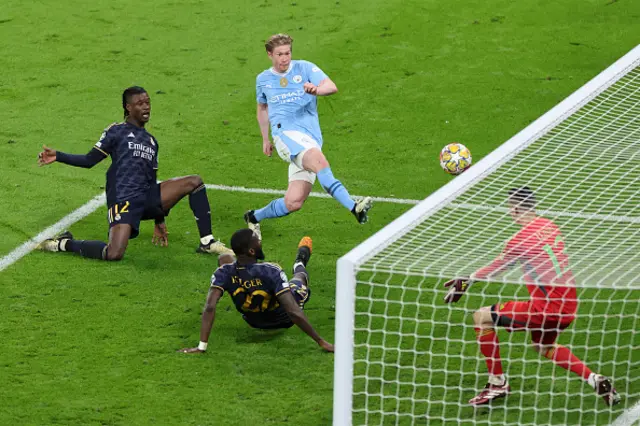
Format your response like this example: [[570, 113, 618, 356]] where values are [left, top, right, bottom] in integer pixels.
[[443, 277, 472, 304]]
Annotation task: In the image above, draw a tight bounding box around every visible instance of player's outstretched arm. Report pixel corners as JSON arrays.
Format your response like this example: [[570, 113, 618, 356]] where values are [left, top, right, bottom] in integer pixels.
[[37, 145, 58, 166], [278, 291, 334, 352], [444, 252, 518, 303], [256, 103, 272, 157], [38, 145, 106, 168], [180, 287, 223, 354]]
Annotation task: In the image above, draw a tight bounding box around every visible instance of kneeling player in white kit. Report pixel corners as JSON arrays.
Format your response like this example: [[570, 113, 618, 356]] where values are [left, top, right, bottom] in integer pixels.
[[244, 33, 373, 239]]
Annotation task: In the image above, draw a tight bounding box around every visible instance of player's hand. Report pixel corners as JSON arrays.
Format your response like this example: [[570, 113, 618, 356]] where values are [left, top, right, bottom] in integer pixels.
[[443, 277, 472, 304], [262, 139, 273, 157], [152, 223, 169, 247], [178, 347, 205, 354], [318, 340, 335, 353], [303, 82, 318, 96], [38, 145, 57, 166]]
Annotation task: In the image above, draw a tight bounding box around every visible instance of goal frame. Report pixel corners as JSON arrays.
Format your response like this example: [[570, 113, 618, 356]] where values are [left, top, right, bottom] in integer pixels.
[[333, 44, 640, 426]]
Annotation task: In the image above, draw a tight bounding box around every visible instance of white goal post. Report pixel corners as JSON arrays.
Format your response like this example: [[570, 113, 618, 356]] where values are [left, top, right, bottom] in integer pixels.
[[334, 45, 640, 426]]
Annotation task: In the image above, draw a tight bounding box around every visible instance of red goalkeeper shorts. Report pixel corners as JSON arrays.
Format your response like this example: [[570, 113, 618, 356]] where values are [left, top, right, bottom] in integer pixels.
[[491, 300, 575, 345]]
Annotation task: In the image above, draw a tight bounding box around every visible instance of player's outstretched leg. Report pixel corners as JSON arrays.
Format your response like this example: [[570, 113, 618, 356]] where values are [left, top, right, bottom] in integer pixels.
[[289, 236, 312, 307], [302, 148, 373, 224], [293, 236, 312, 274], [246, 181, 312, 240], [38, 231, 109, 260], [38, 226, 130, 261], [159, 176, 232, 255], [540, 344, 621, 406]]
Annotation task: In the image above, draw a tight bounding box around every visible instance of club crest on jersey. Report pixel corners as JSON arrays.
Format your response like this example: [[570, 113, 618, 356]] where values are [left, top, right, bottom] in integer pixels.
[[293, 75, 302, 83], [280, 77, 288, 87]]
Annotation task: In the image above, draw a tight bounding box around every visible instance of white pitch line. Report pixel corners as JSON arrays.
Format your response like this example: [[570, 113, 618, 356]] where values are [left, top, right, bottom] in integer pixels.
[[204, 184, 421, 205], [0, 186, 418, 273], [4, 183, 635, 273], [611, 400, 640, 426], [0, 193, 106, 272]]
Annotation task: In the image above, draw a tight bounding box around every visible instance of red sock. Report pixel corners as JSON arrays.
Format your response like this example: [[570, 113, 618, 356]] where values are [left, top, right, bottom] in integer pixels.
[[475, 328, 503, 375], [544, 345, 592, 379]]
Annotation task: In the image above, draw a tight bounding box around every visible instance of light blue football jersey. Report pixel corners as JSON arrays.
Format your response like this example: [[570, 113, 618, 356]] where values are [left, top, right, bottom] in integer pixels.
[[256, 60, 329, 145]]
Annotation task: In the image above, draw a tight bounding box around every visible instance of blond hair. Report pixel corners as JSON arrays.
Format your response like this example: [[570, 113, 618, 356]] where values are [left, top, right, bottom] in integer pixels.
[[265, 34, 293, 52]]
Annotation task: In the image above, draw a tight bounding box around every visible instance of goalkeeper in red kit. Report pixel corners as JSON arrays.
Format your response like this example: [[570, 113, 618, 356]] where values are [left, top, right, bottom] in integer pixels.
[[444, 187, 621, 407]]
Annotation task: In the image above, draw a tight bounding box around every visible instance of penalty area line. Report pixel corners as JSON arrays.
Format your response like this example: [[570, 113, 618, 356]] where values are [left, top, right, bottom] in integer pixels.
[[0, 185, 419, 273], [0, 193, 106, 273], [204, 184, 421, 205]]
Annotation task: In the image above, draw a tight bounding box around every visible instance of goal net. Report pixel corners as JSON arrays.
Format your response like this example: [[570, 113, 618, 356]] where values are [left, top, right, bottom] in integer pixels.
[[334, 45, 640, 426]]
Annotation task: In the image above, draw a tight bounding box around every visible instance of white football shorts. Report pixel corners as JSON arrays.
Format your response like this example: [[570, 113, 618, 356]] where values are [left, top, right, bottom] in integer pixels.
[[273, 130, 321, 184]]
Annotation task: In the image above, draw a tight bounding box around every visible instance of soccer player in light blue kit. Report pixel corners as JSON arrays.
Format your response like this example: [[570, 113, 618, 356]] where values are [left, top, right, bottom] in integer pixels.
[[244, 34, 373, 239]]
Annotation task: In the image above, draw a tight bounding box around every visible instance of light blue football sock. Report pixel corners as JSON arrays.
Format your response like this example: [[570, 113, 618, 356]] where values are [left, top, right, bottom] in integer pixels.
[[317, 167, 356, 211], [254, 197, 290, 222]]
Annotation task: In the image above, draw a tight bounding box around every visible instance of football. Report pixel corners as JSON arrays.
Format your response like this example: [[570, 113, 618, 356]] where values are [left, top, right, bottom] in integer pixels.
[[440, 143, 472, 175]]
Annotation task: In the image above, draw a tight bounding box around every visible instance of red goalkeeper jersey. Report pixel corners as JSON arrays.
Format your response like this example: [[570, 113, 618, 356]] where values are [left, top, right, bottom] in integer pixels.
[[474, 217, 577, 315]]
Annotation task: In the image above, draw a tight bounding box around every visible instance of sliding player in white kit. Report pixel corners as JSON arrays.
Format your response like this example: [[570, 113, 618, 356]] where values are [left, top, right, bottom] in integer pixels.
[[244, 34, 373, 239]]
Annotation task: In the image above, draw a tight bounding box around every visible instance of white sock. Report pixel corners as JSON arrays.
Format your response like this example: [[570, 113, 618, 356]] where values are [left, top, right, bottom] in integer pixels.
[[200, 235, 214, 245], [488, 374, 506, 386], [587, 373, 597, 389]]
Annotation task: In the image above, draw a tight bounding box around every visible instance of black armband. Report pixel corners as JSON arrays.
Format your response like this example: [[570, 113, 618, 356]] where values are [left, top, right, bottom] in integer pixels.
[[56, 148, 106, 168]]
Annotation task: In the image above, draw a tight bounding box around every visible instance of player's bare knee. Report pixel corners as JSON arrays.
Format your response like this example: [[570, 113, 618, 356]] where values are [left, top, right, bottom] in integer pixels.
[[189, 175, 204, 192], [472, 310, 483, 326], [106, 250, 125, 261], [473, 307, 492, 327], [105, 246, 126, 261], [303, 148, 329, 172]]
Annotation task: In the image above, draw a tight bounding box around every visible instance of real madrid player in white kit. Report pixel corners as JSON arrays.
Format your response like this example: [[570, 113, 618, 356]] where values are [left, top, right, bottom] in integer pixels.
[[244, 34, 372, 239]]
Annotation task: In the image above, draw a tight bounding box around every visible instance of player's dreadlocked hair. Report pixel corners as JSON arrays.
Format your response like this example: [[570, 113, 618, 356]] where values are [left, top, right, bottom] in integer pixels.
[[265, 34, 293, 52], [122, 86, 147, 119], [508, 186, 537, 211], [230, 228, 256, 256]]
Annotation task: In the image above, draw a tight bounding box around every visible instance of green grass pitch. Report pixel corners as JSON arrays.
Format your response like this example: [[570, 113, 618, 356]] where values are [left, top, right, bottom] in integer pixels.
[[1, 0, 639, 424]]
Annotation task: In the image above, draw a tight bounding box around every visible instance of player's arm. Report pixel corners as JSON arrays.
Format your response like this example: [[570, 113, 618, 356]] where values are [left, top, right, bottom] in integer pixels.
[[303, 61, 337, 96], [180, 287, 223, 354], [316, 78, 338, 96], [38, 145, 106, 168], [277, 290, 334, 352], [256, 102, 272, 157], [303, 78, 338, 97], [472, 256, 514, 281], [151, 172, 168, 246], [444, 247, 517, 304]]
